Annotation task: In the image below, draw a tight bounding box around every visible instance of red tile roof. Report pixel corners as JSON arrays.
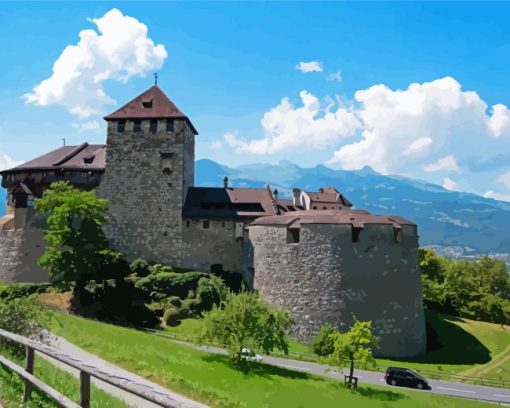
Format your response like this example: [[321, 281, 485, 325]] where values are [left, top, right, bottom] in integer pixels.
[[305, 186, 353, 207], [1, 143, 106, 174], [104, 85, 198, 134]]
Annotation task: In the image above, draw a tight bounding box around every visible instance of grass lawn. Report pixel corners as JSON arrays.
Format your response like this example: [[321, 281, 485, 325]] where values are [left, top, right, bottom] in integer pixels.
[[0, 348, 128, 408], [48, 311, 495, 408], [164, 311, 510, 381]]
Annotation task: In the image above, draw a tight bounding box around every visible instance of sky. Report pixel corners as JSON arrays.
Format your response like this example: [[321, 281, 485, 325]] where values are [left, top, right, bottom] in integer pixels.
[[2, 2, 510, 200]]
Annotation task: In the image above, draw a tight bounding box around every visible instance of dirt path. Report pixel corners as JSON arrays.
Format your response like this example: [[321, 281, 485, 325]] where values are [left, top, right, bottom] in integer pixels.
[[461, 342, 510, 378]]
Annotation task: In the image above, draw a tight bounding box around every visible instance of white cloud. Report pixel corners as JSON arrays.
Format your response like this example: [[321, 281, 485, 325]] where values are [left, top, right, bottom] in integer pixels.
[[497, 170, 510, 189], [329, 77, 509, 174], [296, 61, 323, 73], [72, 120, 101, 132], [442, 177, 459, 191], [23, 8, 167, 118], [402, 137, 433, 156], [210, 140, 223, 149], [326, 70, 342, 82], [224, 91, 361, 154], [484, 190, 510, 202], [424, 155, 459, 172], [0, 152, 22, 171]]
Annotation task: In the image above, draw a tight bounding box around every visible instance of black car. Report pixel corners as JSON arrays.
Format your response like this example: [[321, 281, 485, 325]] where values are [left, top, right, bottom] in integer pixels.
[[385, 367, 431, 390]]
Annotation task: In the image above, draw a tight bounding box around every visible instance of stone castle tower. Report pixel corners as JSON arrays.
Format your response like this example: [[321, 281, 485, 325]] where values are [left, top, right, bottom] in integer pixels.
[[98, 85, 198, 264]]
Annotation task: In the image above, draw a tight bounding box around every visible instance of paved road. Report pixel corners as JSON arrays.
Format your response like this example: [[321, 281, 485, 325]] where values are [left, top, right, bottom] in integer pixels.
[[172, 340, 510, 406], [41, 334, 209, 408]]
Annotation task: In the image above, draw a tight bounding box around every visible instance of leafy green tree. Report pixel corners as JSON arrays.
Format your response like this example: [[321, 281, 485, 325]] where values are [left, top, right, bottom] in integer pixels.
[[35, 182, 122, 297], [310, 323, 336, 357], [328, 319, 379, 385], [201, 291, 293, 366], [196, 275, 228, 312]]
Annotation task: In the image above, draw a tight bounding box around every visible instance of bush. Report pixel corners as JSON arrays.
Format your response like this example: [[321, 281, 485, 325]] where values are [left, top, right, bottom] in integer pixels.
[[0, 282, 73, 300], [310, 323, 336, 357], [196, 276, 228, 312], [0, 297, 49, 356], [163, 307, 183, 326], [130, 258, 151, 277], [135, 271, 209, 299]]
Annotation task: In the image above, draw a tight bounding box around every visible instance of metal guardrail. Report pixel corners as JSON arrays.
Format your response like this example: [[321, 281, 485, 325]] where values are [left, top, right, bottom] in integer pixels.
[[0, 328, 183, 407], [146, 328, 510, 390]]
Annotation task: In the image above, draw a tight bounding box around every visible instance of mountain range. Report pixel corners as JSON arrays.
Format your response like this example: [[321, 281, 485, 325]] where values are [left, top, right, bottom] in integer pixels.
[[2, 159, 510, 255]]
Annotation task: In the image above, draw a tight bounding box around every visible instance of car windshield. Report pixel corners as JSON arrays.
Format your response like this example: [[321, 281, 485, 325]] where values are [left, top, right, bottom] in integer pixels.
[[406, 370, 423, 379]]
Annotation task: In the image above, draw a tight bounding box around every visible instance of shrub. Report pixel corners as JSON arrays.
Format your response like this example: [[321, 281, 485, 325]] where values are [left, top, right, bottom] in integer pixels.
[[163, 307, 183, 327], [196, 276, 228, 312], [310, 323, 336, 357], [0, 297, 49, 356], [135, 271, 209, 299], [130, 259, 151, 277]]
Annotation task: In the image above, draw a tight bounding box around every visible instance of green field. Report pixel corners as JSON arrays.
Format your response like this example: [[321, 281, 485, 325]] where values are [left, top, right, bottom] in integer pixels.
[[0, 348, 127, 408], [165, 311, 510, 383], [47, 311, 495, 408]]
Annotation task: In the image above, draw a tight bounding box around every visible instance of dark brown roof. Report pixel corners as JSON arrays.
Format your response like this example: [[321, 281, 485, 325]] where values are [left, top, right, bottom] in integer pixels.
[[277, 199, 304, 213], [1, 143, 106, 174], [249, 210, 415, 228], [183, 187, 277, 219], [104, 85, 198, 134], [305, 186, 353, 207]]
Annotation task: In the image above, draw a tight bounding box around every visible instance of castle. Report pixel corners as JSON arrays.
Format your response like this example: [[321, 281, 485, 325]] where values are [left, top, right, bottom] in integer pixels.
[[0, 85, 426, 357]]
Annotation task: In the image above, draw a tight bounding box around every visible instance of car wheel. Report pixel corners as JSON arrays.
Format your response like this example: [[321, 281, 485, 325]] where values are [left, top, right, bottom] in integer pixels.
[[417, 383, 423, 390], [390, 380, 398, 386]]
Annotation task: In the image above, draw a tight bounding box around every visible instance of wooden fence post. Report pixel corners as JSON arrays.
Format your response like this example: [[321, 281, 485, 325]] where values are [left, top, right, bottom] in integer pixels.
[[80, 371, 91, 408], [23, 346, 34, 402]]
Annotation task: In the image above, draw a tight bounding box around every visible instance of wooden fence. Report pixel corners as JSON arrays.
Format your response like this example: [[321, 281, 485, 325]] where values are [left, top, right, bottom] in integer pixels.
[[0, 328, 183, 408]]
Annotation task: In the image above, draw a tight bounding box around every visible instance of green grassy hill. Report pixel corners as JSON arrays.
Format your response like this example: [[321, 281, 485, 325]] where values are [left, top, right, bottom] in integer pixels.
[[47, 311, 495, 408]]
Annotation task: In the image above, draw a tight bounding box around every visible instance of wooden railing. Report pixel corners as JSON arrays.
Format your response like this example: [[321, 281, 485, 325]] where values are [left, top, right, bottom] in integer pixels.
[[0, 328, 183, 407]]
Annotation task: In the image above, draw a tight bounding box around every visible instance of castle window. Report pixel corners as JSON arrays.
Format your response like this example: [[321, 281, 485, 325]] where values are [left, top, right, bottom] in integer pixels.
[[186, 220, 190, 227], [287, 228, 300, 244], [203, 219, 210, 229], [352, 227, 362, 243], [222, 220, 226, 228], [133, 120, 142, 132], [150, 119, 158, 133], [313, 206, 318, 210], [27, 195, 35, 208], [166, 119, 174, 132], [117, 120, 125, 133], [142, 100, 153, 109], [394, 228, 402, 243]]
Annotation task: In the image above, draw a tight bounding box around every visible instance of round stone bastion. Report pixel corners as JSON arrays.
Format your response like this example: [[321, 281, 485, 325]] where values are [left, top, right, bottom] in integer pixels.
[[247, 210, 426, 358]]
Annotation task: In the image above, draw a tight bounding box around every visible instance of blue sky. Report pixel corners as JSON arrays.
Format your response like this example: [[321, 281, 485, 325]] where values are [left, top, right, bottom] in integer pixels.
[[2, 2, 510, 200]]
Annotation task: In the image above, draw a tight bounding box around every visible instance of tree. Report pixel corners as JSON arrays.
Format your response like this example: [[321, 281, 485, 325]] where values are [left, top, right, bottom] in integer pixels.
[[201, 291, 293, 366], [310, 323, 336, 357], [328, 319, 379, 386], [35, 182, 122, 298]]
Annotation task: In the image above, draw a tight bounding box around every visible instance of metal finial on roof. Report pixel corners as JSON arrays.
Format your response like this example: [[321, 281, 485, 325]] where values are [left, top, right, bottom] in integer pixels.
[[62, 138, 66, 147], [154, 72, 158, 86]]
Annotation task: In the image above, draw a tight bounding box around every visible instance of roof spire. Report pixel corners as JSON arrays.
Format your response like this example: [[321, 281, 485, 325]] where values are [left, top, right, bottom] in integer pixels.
[[154, 72, 158, 86]]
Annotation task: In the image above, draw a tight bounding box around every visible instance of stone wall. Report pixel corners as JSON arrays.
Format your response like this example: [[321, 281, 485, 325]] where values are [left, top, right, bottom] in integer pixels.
[[0, 209, 48, 283], [249, 222, 426, 358], [181, 218, 245, 273], [98, 119, 195, 264]]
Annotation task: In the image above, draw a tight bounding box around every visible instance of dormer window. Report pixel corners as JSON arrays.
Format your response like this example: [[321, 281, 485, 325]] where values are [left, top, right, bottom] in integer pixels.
[[117, 120, 125, 133], [166, 119, 174, 133], [142, 98, 153, 109], [133, 120, 142, 132]]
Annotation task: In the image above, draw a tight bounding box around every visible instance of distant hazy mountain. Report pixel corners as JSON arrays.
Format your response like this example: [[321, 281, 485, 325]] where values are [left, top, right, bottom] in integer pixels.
[[2, 161, 510, 254], [196, 159, 510, 255]]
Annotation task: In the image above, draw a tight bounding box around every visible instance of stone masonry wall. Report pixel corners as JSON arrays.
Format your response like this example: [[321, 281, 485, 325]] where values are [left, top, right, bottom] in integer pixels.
[[181, 218, 244, 273], [0, 209, 48, 283], [98, 119, 195, 264], [249, 223, 426, 358]]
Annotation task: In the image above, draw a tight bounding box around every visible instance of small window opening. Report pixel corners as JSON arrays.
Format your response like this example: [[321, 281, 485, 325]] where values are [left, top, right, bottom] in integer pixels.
[[166, 119, 174, 132], [313, 206, 318, 210], [287, 228, 300, 244], [186, 220, 190, 227], [394, 228, 402, 243], [27, 195, 35, 208], [203, 219, 210, 229], [352, 227, 362, 243], [142, 100, 153, 109], [323, 207, 327, 210], [133, 120, 142, 132], [222, 220, 226, 227], [117, 120, 125, 133], [150, 120, 158, 133]]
